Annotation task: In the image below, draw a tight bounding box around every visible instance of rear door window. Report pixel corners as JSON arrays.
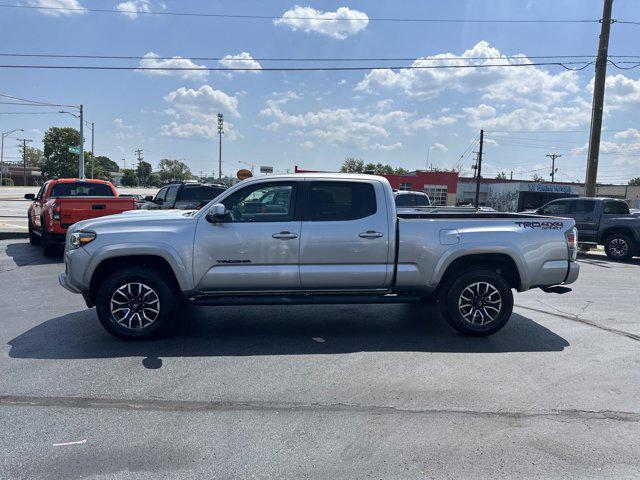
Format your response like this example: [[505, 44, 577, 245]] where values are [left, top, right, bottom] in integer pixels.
[[414, 194, 430, 206], [308, 181, 376, 221], [603, 201, 630, 214], [570, 200, 596, 214]]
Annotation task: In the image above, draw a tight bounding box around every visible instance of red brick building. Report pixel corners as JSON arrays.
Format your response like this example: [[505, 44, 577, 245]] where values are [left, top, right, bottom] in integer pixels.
[[294, 166, 458, 205]]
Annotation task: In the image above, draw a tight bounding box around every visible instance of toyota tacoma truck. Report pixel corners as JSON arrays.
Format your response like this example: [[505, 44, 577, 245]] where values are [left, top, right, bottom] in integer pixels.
[[25, 178, 137, 256], [59, 173, 579, 340], [535, 197, 640, 261]]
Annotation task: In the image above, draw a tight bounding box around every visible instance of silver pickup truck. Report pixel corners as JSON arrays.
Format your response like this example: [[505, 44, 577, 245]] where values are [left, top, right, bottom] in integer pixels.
[[59, 173, 579, 340]]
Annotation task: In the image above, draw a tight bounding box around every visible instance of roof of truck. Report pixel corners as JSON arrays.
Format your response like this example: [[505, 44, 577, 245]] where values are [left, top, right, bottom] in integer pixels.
[[240, 173, 389, 182]]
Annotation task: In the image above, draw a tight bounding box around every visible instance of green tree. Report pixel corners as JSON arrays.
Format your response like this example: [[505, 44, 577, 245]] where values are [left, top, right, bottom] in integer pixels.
[[158, 158, 191, 182], [495, 171, 508, 180], [95, 156, 119, 173], [628, 177, 640, 186], [120, 168, 138, 187], [40, 127, 81, 179], [136, 160, 152, 186], [82, 152, 109, 180], [146, 173, 162, 187], [394, 167, 409, 175], [340, 157, 365, 173], [24, 146, 45, 167]]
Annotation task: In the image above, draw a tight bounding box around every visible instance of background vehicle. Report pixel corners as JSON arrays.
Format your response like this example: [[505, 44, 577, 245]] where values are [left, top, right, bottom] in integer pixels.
[[394, 190, 431, 213], [535, 197, 640, 261], [119, 193, 146, 207], [60, 174, 579, 340], [25, 178, 136, 257], [141, 182, 227, 210]]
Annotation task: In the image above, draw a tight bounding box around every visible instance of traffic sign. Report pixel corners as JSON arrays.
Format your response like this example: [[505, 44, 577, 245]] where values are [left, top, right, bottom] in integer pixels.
[[237, 169, 252, 180], [68, 146, 80, 154], [260, 166, 274, 174]]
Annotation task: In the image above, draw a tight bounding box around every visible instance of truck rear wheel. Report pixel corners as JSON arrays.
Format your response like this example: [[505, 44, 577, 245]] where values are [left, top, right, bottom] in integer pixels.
[[439, 268, 514, 336], [604, 233, 634, 261], [95, 266, 179, 340]]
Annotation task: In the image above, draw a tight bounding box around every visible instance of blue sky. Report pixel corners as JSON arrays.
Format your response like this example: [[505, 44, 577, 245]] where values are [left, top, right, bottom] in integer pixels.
[[1, 0, 639, 183]]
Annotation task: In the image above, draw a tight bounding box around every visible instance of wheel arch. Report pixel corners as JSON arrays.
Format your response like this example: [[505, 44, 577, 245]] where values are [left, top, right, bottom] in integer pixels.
[[436, 253, 522, 293], [600, 227, 637, 244]]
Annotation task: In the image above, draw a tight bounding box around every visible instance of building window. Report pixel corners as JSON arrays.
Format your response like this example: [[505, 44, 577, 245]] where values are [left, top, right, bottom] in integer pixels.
[[399, 182, 412, 191], [424, 184, 448, 206]]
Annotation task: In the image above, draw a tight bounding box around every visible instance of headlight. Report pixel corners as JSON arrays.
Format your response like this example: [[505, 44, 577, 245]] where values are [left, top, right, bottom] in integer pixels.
[[69, 231, 96, 248]]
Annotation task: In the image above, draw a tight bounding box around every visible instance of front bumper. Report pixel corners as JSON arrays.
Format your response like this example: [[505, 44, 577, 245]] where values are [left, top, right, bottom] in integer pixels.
[[564, 261, 580, 285], [58, 271, 81, 294]]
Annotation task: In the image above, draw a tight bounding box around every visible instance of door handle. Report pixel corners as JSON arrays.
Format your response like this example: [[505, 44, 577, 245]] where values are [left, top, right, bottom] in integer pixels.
[[359, 230, 383, 239], [272, 231, 298, 240]]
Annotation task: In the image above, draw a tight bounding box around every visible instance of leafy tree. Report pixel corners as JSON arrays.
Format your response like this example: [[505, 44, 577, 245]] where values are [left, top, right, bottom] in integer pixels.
[[394, 167, 409, 175], [120, 168, 138, 187], [532, 173, 545, 182], [82, 151, 109, 180], [628, 177, 640, 186], [495, 171, 508, 180], [340, 157, 365, 173], [146, 173, 163, 187], [95, 155, 119, 173], [24, 146, 45, 167], [158, 158, 191, 182], [40, 127, 82, 179], [136, 160, 152, 186]]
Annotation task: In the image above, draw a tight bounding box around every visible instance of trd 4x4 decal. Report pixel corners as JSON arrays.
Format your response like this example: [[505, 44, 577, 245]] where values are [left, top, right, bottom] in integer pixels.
[[515, 221, 564, 230]]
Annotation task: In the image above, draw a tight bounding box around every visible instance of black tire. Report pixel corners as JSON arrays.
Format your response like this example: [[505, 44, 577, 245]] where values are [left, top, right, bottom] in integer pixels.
[[95, 266, 179, 340], [40, 219, 57, 257], [438, 268, 514, 337], [604, 233, 634, 261], [28, 218, 40, 246]]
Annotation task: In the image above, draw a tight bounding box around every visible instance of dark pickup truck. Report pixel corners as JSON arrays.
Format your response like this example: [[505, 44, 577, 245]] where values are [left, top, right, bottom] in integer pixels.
[[535, 197, 640, 261], [141, 182, 227, 210]]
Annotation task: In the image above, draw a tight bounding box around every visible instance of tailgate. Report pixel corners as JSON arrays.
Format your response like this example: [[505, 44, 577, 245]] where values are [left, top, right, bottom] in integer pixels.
[[59, 197, 135, 227]]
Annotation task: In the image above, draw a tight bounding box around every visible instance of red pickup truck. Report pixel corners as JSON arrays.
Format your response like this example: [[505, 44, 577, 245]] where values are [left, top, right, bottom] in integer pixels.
[[25, 178, 136, 256]]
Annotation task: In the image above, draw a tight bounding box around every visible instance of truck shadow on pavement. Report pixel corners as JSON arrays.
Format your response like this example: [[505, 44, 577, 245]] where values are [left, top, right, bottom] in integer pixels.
[[4, 241, 63, 266], [8, 303, 569, 366]]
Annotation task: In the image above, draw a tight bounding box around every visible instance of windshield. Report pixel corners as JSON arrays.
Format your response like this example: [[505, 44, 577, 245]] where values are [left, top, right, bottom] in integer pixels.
[[50, 182, 114, 197]]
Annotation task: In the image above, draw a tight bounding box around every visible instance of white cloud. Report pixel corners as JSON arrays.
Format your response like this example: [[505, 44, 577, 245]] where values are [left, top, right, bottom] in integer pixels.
[[356, 41, 580, 108], [300, 141, 315, 149], [218, 52, 262, 73], [370, 142, 403, 151], [274, 5, 369, 40], [112, 118, 133, 129], [376, 99, 394, 110], [161, 85, 240, 141], [138, 52, 208, 81], [597, 74, 640, 109], [116, 0, 151, 19], [614, 128, 640, 141], [164, 85, 239, 117], [433, 142, 448, 152], [27, 0, 86, 16]]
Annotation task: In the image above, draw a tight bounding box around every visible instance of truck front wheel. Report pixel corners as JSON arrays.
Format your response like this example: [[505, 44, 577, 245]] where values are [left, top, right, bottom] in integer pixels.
[[95, 266, 179, 340], [439, 268, 514, 336]]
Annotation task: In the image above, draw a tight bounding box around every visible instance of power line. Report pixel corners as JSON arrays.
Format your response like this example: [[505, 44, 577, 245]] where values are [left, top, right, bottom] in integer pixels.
[[0, 4, 610, 23], [0, 61, 599, 72], [0, 92, 76, 108], [0, 52, 616, 62]]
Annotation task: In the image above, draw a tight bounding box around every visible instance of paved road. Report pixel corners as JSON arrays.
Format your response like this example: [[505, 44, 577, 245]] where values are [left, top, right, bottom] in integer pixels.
[[1, 240, 639, 479]]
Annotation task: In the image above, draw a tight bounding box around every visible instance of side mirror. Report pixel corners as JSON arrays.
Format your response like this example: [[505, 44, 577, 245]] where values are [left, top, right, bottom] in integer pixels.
[[24, 193, 35, 200], [144, 196, 154, 202], [206, 203, 227, 222]]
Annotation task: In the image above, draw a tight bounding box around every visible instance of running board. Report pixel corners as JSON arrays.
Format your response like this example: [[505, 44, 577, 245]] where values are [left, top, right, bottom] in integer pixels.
[[190, 293, 421, 307]]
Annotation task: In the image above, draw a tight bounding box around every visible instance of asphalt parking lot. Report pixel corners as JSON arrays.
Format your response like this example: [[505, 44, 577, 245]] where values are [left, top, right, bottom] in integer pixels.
[[1, 239, 639, 479]]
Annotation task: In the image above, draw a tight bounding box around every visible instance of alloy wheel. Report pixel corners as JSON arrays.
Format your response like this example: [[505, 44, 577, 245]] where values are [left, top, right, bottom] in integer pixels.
[[458, 281, 503, 326], [109, 282, 160, 330], [608, 238, 628, 258]]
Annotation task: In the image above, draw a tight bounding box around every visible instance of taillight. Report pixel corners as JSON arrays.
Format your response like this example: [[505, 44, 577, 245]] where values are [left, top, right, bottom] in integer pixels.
[[52, 202, 61, 221], [566, 227, 578, 262]]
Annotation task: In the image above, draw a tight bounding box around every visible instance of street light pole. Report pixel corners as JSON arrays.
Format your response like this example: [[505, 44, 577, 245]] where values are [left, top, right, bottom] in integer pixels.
[[217, 113, 224, 181], [90, 121, 95, 178], [79, 104, 84, 179], [1, 128, 24, 187]]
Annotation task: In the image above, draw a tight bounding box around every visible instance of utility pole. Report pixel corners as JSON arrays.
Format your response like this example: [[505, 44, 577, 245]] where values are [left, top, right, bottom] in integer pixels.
[[585, 0, 614, 197], [217, 113, 224, 181], [90, 121, 95, 178], [17, 138, 32, 186], [135, 148, 144, 185], [79, 104, 84, 179], [510, 170, 513, 180], [546, 154, 562, 183], [1, 128, 23, 187], [474, 129, 484, 208]]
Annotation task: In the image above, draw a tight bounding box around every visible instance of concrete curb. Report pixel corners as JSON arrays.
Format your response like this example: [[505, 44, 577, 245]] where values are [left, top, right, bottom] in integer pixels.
[[0, 232, 29, 240]]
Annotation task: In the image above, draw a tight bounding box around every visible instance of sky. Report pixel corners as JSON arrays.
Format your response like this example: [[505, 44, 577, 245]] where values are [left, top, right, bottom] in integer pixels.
[[1, 0, 639, 184]]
